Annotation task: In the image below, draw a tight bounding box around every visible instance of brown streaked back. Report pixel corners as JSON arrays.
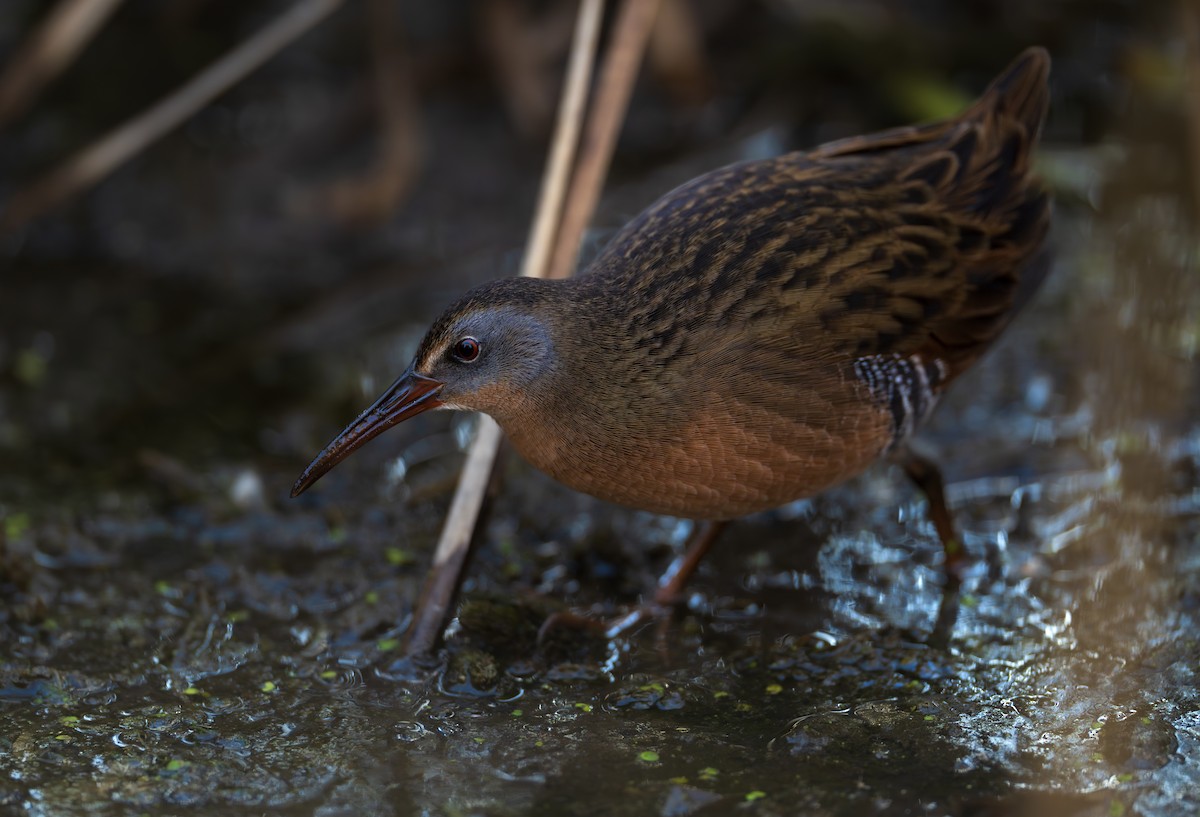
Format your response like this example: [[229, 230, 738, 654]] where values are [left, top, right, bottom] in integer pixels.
[[575, 48, 1051, 393]]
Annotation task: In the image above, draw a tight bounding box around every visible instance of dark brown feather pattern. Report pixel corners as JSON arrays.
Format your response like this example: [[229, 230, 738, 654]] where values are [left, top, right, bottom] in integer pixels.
[[576, 46, 1050, 388]]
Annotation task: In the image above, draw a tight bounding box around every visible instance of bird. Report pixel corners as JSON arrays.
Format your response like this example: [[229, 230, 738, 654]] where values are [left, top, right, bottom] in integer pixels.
[[291, 47, 1051, 614]]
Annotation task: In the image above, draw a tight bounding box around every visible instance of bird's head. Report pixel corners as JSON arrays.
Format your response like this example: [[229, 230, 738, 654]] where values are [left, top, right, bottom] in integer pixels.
[[290, 278, 560, 497]]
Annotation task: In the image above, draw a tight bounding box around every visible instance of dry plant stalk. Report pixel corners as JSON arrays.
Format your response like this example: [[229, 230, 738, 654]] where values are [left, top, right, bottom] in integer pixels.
[[1182, 0, 1200, 213], [546, 0, 665, 280], [0, 0, 348, 234], [323, 0, 423, 225], [481, 0, 578, 140], [648, 0, 713, 108], [404, 0, 608, 655], [0, 0, 126, 129]]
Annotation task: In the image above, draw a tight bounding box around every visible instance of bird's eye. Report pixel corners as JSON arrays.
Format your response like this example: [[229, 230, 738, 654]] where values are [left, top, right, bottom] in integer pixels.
[[451, 337, 481, 363]]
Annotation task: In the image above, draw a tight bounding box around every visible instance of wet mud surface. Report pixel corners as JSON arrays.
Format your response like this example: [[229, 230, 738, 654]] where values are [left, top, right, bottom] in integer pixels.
[[2, 2, 1198, 815]]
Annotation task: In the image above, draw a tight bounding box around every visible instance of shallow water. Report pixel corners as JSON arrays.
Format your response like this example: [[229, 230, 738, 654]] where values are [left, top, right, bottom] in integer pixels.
[[2, 3, 1198, 815]]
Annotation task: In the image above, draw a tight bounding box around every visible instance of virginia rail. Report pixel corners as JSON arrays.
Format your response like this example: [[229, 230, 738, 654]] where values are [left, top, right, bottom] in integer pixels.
[[292, 48, 1051, 614]]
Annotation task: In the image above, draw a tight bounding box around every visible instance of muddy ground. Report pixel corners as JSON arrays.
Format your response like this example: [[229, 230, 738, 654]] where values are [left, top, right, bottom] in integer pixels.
[[1, 2, 1197, 815]]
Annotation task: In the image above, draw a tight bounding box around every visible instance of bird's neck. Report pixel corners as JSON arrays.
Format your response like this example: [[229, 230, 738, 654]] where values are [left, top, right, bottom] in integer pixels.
[[484, 285, 629, 479]]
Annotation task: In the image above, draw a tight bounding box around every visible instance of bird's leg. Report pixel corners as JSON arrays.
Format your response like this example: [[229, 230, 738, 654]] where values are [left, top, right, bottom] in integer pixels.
[[890, 445, 965, 645], [597, 520, 729, 641], [652, 520, 728, 606], [893, 445, 966, 582], [537, 520, 728, 644]]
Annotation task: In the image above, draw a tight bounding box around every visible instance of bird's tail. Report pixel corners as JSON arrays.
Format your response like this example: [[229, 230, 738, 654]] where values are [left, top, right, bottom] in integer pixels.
[[810, 48, 1054, 383], [969, 47, 1053, 318], [965, 46, 1051, 141], [813, 47, 1051, 161]]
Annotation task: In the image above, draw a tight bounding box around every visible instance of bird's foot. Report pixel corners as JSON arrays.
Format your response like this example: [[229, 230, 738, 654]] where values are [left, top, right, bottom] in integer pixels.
[[535, 609, 608, 642], [535, 596, 682, 645], [536, 521, 728, 647]]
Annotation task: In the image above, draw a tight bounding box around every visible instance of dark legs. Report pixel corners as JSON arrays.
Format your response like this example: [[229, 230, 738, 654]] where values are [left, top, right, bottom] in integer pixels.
[[538, 520, 729, 642], [652, 521, 728, 605], [894, 444, 963, 645], [600, 520, 729, 641], [894, 445, 966, 580]]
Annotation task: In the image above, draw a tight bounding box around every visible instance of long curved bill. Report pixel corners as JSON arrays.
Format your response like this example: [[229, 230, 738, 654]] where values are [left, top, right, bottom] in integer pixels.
[[290, 368, 444, 497]]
